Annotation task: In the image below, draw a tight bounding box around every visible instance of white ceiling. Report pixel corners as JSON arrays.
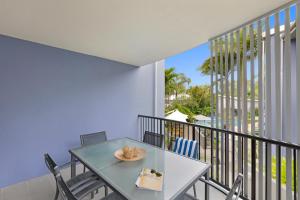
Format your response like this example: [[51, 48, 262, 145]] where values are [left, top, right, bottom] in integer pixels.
[[0, 0, 291, 66]]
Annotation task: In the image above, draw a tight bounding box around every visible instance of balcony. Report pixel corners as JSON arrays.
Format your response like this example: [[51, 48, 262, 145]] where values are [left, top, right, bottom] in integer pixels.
[[1, 0, 300, 200]]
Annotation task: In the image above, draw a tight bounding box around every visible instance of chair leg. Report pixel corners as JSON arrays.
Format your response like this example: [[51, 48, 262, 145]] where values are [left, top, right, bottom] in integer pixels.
[[91, 191, 94, 199], [54, 185, 59, 200], [193, 184, 197, 198], [104, 185, 108, 196]]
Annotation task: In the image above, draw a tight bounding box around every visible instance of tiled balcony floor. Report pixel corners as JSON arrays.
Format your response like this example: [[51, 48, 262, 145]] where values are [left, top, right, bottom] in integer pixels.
[[0, 164, 226, 200]]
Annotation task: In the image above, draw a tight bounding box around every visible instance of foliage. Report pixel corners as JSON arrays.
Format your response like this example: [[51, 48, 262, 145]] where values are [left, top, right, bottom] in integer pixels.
[[185, 85, 212, 116], [198, 31, 258, 76], [186, 114, 196, 123], [174, 73, 191, 98], [165, 68, 191, 103], [255, 108, 259, 116], [166, 102, 193, 116], [165, 67, 178, 97], [165, 83, 212, 117], [165, 67, 212, 118], [271, 156, 296, 191]]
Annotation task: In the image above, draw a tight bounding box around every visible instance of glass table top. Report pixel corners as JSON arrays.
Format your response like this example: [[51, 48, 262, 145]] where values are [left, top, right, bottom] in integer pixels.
[[70, 138, 210, 200]]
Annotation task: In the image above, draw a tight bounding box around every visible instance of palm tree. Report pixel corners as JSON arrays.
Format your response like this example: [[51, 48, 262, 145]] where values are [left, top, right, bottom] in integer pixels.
[[199, 31, 257, 76], [165, 67, 178, 104], [174, 73, 191, 100], [198, 30, 258, 97], [198, 30, 258, 131], [165, 68, 192, 104]]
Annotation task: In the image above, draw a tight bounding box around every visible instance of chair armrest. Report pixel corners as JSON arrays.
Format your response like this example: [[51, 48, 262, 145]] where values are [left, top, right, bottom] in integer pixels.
[[58, 158, 79, 170]]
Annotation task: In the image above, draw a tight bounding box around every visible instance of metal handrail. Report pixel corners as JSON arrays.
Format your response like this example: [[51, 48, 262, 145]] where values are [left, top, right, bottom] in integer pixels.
[[138, 114, 300, 150], [138, 114, 300, 200]]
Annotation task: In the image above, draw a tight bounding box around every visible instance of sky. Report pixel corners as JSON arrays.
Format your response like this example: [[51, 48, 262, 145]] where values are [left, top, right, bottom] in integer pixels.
[[165, 42, 210, 86], [165, 5, 296, 86]]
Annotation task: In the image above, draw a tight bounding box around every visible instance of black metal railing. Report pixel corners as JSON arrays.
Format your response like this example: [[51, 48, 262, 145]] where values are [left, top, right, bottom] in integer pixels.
[[138, 114, 300, 200]]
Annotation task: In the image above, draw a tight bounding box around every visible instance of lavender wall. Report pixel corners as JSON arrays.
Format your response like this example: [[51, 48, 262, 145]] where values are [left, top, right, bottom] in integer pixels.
[[0, 35, 163, 187]]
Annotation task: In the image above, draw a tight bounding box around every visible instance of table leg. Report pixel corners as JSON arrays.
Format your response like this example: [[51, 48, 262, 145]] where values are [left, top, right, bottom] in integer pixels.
[[71, 154, 76, 178], [205, 171, 209, 200]]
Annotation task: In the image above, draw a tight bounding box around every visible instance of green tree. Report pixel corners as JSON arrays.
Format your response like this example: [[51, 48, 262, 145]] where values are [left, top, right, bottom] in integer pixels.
[[174, 73, 191, 100], [165, 67, 178, 104], [185, 85, 212, 116], [198, 31, 258, 114], [198, 31, 257, 77], [165, 68, 191, 105]]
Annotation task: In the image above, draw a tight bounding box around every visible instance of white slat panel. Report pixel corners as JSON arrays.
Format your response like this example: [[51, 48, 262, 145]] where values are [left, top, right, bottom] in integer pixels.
[[225, 35, 229, 185], [225, 35, 229, 130], [274, 13, 281, 141], [236, 30, 242, 175], [219, 38, 225, 184], [230, 33, 235, 132], [215, 39, 219, 129], [296, 2, 300, 199], [257, 19, 263, 138], [283, 9, 291, 141], [236, 31, 241, 133], [265, 16, 272, 200], [265, 18, 272, 138], [249, 24, 255, 199], [220, 38, 224, 130], [242, 27, 248, 133], [229, 32, 235, 182], [283, 7, 292, 200], [250, 24, 255, 136], [210, 40, 214, 129], [206, 3, 300, 200], [274, 12, 282, 200], [242, 26, 248, 197], [257, 19, 264, 200], [214, 39, 219, 179]]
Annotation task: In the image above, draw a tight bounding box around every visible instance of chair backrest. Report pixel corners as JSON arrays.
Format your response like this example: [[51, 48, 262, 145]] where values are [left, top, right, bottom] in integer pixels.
[[80, 131, 107, 146], [226, 173, 243, 200], [56, 173, 77, 200], [143, 131, 163, 148], [44, 153, 58, 176], [173, 137, 198, 159]]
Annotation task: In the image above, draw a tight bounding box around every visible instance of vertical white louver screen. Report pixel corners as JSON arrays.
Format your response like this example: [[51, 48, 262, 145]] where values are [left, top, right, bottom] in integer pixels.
[[242, 26, 249, 197], [257, 19, 264, 200], [209, 1, 299, 199], [210, 40, 214, 131], [230, 33, 235, 133], [265, 15, 272, 200], [283, 7, 292, 200], [297, 2, 300, 200]]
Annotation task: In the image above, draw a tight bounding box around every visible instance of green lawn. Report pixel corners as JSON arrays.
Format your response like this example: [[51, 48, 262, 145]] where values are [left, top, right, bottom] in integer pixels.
[[271, 156, 295, 191]]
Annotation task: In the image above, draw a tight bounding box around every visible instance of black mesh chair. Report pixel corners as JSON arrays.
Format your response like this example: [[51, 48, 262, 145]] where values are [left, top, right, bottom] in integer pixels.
[[44, 153, 107, 200], [80, 131, 107, 146], [143, 131, 163, 148], [183, 174, 243, 200], [56, 171, 125, 200], [80, 131, 107, 173]]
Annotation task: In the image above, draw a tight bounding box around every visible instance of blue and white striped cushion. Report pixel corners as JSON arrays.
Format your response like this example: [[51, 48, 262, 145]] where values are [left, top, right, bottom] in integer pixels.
[[173, 137, 198, 159]]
